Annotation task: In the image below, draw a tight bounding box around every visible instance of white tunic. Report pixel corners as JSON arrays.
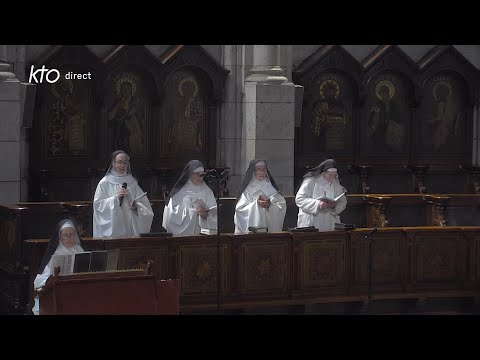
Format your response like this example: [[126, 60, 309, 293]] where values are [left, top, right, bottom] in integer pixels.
[[234, 177, 287, 234], [162, 180, 218, 236], [93, 173, 154, 237], [295, 175, 347, 230]]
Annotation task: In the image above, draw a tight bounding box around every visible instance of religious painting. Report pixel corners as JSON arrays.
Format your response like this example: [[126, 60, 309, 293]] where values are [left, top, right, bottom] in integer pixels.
[[163, 69, 208, 154], [418, 72, 467, 154], [46, 70, 89, 157], [306, 71, 353, 154], [364, 72, 410, 154], [105, 71, 147, 156]]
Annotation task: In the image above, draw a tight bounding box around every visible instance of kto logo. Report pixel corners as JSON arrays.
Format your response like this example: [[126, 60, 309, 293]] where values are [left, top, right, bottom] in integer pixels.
[[28, 65, 93, 84], [28, 65, 60, 84]]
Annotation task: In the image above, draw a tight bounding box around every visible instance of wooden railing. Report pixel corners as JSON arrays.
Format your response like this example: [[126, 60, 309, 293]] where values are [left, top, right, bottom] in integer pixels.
[[23, 227, 480, 314], [2, 194, 480, 313]]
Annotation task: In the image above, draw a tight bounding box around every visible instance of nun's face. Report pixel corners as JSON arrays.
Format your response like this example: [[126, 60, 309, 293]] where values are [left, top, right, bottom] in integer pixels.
[[60, 227, 76, 248], [190, 172, 204, 186], [254, 165, 267, 181], [323, 170, 337, 183], [112, 153, 130, 175]]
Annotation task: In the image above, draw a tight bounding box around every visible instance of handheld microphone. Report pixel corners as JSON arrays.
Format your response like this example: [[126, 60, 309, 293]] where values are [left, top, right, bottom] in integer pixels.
[[202, 169, 217, 177], [119, 182, 127, 207], [365, 227, 378, 238]]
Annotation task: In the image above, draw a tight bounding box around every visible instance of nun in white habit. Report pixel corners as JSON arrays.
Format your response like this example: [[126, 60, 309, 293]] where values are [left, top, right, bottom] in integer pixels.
[[162, 160, 218, 236], [32, 219, 85, 315], [234, 159, 286, 234], [93, 150, 154, 237], [295, 158, 347, 230]]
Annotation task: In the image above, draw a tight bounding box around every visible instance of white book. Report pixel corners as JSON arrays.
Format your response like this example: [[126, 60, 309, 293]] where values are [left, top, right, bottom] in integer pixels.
[[254, 189, 279, 200], [133, 192, 147, 202], [316, 192, 345, 203], [200, 228, 218, 235], [191, 198, 214, 210]]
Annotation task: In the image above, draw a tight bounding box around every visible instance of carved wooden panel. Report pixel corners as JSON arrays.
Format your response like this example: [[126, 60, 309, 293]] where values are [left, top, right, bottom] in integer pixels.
[[416, 71, 470, 161], [0, 217, 16, 268], [118, 247, 168, 281], [177, 242, 228, 298], [41, 69, 92, 158], [409, 231, 463, 289], [361, 71, 412, 161], [302, 71, 354, 156], [161, 68, 210, 159], [238, 238, 289, 295], [475, 235, 480, 282], [293, 45, 362, 167], [104, 69, 151, 157], [302, 239, 345, 288], [350, 231, 404, 293], [293, 232, 347, 295]]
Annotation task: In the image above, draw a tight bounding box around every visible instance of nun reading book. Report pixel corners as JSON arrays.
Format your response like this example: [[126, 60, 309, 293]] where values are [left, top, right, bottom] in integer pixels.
[[162, 160, 218, 236], [295, 159, 347, 231], [234, 159, 287, 234]]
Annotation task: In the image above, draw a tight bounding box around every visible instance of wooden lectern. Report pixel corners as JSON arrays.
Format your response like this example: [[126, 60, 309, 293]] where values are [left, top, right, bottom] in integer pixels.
[[38, 264, 179, 315]]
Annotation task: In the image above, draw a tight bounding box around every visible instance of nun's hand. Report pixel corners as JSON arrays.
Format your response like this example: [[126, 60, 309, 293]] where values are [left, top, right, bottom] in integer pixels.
[[318, 200, 330, 210], [258, 198, 271, 209], [198, 207, 208, 219]]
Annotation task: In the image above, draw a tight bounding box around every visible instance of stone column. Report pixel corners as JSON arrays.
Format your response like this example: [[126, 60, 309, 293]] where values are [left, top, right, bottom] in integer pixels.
[[242, 45, 296, 195], [0, 60, 22, 203], [246, 45, 288, 84], [473, 100, 480, 167]]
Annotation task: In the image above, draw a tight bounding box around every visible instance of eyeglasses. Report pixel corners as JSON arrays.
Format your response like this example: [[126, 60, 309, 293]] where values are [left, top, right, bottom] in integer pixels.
[[61, 232, 76, 239], [115, 160, 130, 165]]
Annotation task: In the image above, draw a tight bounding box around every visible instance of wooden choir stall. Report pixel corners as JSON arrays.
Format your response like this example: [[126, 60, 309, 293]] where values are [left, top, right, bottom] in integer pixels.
[[38, 264, 179, 315]]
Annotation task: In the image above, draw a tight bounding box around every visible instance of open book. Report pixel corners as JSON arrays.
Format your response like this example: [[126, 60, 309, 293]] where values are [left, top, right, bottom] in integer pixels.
[[133, 192, 147, 202], [51, 249, 120, 276], [316, 192, 345, 203], [254, 189, 279, 200], [191, 198, 216, 211]]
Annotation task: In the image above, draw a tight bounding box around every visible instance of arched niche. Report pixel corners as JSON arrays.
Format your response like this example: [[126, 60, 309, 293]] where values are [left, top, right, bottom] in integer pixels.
[[293, 45, 362, 168], [156, 45, 229, 169], [360, 45, 418, 164], [415, 45, 479, 165], [28, 45, 105, 201]]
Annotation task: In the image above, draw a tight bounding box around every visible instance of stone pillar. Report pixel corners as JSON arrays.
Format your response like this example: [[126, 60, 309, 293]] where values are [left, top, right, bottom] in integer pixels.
[[246, 45, 288, 84], [242, 45, 296, 195], [0, 60, 22, 203], [473, 100, 480, 167]]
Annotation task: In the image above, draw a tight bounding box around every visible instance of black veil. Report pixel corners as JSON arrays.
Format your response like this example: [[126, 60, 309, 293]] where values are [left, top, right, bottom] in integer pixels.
[[103, 149, 135, 178], [295, 159, 337, 194], [37, 219, 85, 274], [166, 160, 205, 202]]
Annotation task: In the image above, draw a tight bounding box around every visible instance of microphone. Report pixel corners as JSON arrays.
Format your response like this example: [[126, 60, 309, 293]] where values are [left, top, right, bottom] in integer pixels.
[[202, 169, 217, 177], [119, 182, 127, 207], [220, 168, 230, 177], [365, 227, 378, 238]]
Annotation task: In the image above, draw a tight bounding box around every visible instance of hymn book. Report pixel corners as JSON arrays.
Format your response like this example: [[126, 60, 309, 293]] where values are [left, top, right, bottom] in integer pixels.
[[191, 198, 216, 211], [253, 189, 279, 200], [315, 192, 345, 204]]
